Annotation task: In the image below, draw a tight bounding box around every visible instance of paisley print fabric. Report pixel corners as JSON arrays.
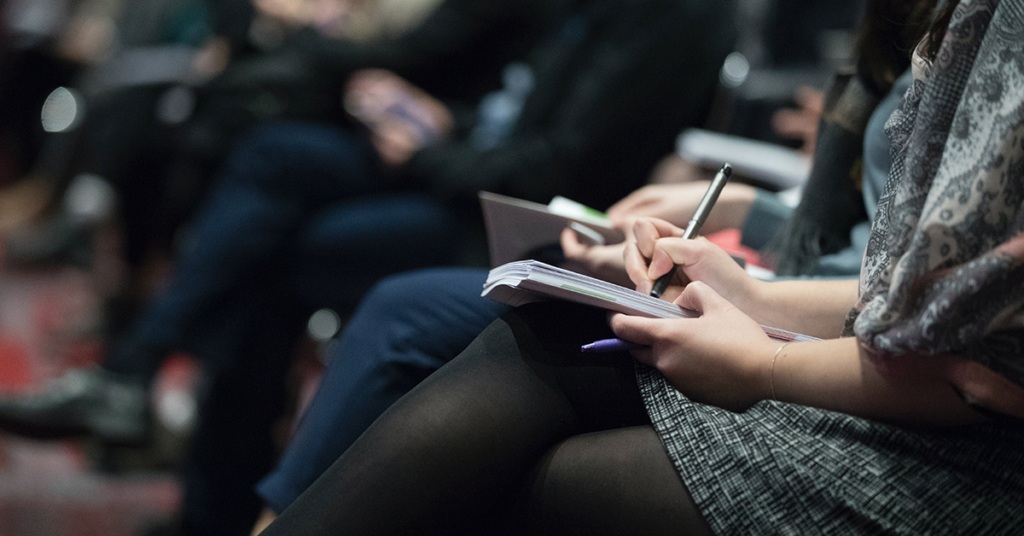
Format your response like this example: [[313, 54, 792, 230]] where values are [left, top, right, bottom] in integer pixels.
[[848, 0, 1024, 388]]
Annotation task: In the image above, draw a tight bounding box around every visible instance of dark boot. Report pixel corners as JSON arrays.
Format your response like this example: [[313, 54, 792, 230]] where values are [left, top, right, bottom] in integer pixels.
[[0, 366, 149, 444]]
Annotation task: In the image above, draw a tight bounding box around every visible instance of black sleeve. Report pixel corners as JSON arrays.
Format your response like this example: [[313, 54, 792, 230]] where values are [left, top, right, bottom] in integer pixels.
[[402, 0, 737, 210], [295, 0, 551, 101], [208, 0, 549, 109], [209, 0, 255, 50]]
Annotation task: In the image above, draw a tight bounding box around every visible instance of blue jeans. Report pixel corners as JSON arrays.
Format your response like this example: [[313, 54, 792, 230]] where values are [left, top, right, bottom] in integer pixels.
[[102, 121, 462, 534], [171, 197, 462, 535], [256, 267, 508, 513], [106, 121, 459, 378]]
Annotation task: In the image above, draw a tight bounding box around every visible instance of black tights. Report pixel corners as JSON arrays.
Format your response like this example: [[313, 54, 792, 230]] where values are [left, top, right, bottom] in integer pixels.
[[262, 303, 714, 535]]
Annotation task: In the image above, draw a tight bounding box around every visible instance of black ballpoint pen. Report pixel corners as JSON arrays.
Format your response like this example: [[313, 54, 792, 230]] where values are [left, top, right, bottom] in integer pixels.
[[649, 163, 732, 298]]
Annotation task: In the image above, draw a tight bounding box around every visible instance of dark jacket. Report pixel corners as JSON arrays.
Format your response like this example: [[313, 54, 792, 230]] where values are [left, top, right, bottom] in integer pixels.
[[293, 0, 559, 104], [217, 0, 557, 117], [217, 0, 736, 211], [404, 0, 738, 210]]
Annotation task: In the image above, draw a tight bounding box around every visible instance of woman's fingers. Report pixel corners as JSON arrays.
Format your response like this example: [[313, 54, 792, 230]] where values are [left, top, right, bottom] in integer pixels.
[[643, 235, 709, 284], [560, 227, 587, 258], [631, 217, 683, 258], [675, 281, 726, 314], [624, 240, 654, 293], [609, 283, 726, 349], [625, 217, 693, 295], [608, 313, 680, 368], [649, 235, 729, 280], [647, 245, 678, 283], [608, 313, 664, 347]]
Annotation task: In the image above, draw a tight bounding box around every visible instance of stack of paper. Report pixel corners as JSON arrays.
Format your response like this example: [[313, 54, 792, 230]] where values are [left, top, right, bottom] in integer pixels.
[[483, 260, 817, 343]]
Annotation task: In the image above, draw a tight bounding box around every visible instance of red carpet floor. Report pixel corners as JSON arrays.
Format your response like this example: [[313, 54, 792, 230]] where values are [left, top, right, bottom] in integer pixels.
[[0, 264, 182, 536]]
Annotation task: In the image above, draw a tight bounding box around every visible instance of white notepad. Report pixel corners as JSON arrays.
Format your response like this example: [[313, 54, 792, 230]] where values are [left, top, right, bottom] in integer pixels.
[[483, 260, 817, 343]]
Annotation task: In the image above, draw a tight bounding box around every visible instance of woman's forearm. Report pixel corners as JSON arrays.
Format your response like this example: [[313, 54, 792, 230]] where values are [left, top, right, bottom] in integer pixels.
[[768, 338, 985, 427], [614, 282, 991, 426], [745, 279, 859, 339]]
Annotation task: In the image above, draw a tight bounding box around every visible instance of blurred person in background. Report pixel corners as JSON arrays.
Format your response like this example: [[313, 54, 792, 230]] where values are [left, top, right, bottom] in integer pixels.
[[0, 0, 737, 534], [0, 0, 443, 341], [0, 0, 539, 533]]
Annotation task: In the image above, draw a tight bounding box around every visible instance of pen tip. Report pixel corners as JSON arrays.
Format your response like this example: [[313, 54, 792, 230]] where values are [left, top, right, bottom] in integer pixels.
[[721, 163, 733, 176]]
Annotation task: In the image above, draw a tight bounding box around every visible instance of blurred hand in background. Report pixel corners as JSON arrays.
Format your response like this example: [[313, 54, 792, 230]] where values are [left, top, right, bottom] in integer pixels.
[[344, 69, 452, 167]]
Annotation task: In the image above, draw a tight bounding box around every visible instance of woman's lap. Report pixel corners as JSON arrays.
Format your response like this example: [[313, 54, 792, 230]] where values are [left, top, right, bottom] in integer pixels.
[[261, 301, 711, 534]]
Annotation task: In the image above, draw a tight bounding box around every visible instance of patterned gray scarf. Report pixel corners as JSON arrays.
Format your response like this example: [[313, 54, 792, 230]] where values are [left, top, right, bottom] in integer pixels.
[[846, 0, 1024, 389]]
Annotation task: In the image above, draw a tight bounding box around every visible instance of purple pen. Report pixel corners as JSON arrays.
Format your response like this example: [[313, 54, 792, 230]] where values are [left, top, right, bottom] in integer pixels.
[[580, 338, 644, 353]]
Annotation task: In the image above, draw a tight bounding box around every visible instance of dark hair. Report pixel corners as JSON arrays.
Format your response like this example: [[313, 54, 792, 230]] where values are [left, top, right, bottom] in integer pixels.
[[918, 1, 960, 61], [854, 0, 941, 93]]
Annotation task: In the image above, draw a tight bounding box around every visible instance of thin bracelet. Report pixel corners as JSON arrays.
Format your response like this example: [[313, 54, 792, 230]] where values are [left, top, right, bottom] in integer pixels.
[[770, 342, 792, 401]]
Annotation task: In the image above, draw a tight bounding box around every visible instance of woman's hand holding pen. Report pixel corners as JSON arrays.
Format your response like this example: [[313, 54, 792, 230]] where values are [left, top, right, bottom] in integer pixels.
[[624, 217, 757, 308], [611, 216, 779, 411], [567, 164, 751, 293]]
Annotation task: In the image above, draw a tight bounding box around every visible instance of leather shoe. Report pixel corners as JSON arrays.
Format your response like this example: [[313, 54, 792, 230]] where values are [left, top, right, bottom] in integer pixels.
[[0, 367, 148, 445]]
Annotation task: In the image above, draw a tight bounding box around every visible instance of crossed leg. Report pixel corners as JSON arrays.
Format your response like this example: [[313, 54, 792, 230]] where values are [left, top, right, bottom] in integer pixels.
[[262, 302, 713, 535]]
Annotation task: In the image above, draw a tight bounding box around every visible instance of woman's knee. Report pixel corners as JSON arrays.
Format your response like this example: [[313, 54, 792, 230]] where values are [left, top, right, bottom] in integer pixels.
[[510, 426, 713, 536]]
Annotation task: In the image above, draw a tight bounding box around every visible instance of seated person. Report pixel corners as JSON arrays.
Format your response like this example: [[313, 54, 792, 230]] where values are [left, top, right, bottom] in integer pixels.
[[251, 10, 918, 527], [0, 0, 737, 533], [260, 0, 1024, 532]]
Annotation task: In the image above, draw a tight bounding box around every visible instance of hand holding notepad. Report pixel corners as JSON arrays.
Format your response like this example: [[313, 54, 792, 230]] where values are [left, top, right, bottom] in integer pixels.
[[482, 260, 817, 344]]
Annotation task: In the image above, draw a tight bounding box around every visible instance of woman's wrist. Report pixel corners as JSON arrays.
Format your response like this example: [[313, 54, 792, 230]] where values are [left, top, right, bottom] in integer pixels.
[[768, 342, 793, 401], [738, 338, 784, 409], [732, 276, 771, 323]]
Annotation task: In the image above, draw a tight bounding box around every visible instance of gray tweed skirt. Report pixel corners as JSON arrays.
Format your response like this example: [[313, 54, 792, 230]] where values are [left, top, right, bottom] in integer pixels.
[[635, 364, 1024, 535]]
